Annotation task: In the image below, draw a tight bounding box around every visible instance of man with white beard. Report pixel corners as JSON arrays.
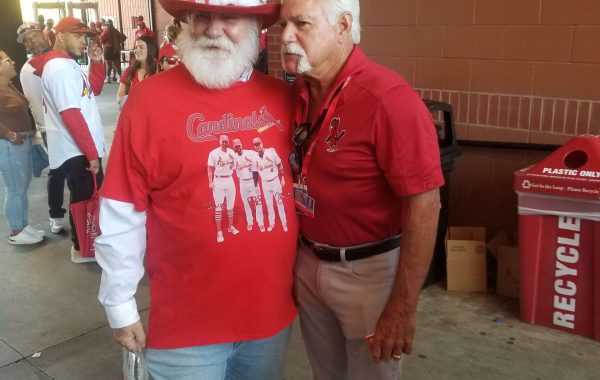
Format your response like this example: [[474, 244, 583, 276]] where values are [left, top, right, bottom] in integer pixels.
[[94, 1, 298, 379]]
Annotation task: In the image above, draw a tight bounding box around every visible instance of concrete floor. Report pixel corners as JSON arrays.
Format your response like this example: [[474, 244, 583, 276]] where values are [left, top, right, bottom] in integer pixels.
[[1, 83, 600, 380]]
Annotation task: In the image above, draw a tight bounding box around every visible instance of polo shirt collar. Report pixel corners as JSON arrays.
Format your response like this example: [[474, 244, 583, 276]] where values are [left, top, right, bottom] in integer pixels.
[[297, 45, 368, 114]]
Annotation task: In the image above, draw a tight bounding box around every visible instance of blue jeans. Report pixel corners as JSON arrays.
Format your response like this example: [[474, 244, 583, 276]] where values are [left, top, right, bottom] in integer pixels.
[[146, 323, 292, 380], [0, 138, 32, 231]]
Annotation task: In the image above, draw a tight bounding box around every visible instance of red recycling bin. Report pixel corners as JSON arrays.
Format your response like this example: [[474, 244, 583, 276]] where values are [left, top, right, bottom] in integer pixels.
[[514, 136, 600, 340]]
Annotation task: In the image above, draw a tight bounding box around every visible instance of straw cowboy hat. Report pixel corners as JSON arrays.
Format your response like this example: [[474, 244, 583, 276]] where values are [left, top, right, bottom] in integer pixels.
[[158, 0, 280, 28]]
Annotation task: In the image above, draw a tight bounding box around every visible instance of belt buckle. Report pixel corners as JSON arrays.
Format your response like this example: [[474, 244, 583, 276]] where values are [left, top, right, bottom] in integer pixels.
[[312, 244, 340, 261]]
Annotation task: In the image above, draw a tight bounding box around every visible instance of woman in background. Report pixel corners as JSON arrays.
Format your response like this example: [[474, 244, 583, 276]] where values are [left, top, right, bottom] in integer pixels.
[[0, 51, 44, 245], [116, 36, 158, 109]]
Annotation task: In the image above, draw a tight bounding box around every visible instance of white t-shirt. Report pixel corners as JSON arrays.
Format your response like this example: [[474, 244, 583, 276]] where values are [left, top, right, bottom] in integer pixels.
[[256, 148, 281, 182], [234, 149, 258, 180], [207, 147, 235, 177], [20, 61, 45, 132], [42, 57, 106, 169]]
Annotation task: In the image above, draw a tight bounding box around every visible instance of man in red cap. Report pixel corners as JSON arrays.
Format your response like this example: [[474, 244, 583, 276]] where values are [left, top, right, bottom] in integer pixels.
[[95, 1, 296, 379], [31, 16, 107, 263], [281, 0, 444, 378]]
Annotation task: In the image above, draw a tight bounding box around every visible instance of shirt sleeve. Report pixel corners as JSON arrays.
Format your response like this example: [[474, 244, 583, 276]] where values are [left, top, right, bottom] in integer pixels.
[[120, 66, 131, 85], [20, 65, 45, 131], [44, 63, 83, 112], [95, 198, 147, 328], [60, 108, 99, 160], [88, 61, 106, 95], [374, 85, 444, 197]]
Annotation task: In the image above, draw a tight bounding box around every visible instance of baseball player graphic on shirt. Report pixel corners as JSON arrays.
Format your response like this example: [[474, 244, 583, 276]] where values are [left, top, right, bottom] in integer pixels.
[[253, 137, 288, 232], [207, 135, 240, 243], [233, 139, 265, 232]]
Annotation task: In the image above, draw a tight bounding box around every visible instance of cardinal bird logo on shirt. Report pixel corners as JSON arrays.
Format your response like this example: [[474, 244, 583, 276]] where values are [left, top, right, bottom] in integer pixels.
[[326, 117, 346, 152]]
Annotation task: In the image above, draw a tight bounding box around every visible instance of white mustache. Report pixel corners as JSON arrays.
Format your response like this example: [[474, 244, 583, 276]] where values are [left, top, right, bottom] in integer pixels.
[[194, 35, 235, 52], [281, 42, 307, 57]]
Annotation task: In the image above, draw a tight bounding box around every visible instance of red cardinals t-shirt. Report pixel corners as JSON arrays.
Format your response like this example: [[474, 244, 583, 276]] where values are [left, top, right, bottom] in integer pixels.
[[101, 65, 297, 348], [295, 47, 445, 246]]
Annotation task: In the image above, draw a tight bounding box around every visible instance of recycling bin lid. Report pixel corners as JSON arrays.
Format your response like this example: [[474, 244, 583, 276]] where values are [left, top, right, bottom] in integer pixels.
[[514, 135, 600, 201]]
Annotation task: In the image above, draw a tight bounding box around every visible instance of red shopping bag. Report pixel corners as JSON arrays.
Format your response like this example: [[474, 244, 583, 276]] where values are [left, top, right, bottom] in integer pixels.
[[69, 174, 100, 258]]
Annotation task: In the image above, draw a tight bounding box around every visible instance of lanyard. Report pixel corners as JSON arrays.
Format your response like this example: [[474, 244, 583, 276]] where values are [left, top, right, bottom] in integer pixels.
[[299, 77, 351, 180]]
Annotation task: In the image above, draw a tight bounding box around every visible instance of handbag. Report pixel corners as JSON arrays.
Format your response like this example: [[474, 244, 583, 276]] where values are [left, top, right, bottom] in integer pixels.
[[69, 173, 100, 258]]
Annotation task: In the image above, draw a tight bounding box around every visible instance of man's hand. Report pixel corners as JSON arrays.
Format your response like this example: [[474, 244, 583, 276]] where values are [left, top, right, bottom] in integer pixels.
[[369, 300, 415, 363], [114, 320, 146, 353], [280, 176, 285, 187], [87, 158, 100, 174], [369, 189, 441, 364], [209, 182, 214, 190], [88, 41, 103, 62]]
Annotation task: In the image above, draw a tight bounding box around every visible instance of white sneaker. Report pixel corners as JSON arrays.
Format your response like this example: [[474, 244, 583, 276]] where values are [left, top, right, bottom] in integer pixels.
[[228, 226, 240, 235], [259, 224, 265, 232], [8, 229, 43, 245], [24, 225, 46, 237], [247, 224, 253, 231], [49, 218, 67, 233], [216, 231, 224, 243], [267, 225, 274, 232], [283, 224, 288, 232], [70, 246, 96, 264]]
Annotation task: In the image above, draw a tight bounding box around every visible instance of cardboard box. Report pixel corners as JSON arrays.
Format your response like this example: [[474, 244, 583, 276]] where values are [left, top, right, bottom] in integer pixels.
[[497, 245, 520, 298], [446, 227, 487, 292]]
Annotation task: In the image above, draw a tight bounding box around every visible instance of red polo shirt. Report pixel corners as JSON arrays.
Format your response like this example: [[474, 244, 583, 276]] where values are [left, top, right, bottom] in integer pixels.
[[294, 47, 444, 247]]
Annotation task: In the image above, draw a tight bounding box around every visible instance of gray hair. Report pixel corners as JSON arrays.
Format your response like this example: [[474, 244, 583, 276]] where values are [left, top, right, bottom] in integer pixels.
[[321, 0, 361, 44]]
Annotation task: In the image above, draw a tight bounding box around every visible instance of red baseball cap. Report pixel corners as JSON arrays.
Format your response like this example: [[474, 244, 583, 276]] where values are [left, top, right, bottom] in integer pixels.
[[158, 0, 280, 28], [159, 43, 178, 59], [55, 16, 95, 34]]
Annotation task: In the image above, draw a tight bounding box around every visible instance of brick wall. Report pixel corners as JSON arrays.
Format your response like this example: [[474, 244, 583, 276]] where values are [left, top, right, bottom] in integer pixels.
[[267, 0, 600, 143]]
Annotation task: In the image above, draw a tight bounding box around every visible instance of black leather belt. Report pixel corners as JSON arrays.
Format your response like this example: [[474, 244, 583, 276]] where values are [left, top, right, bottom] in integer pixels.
[[301, 235, 401, 262]]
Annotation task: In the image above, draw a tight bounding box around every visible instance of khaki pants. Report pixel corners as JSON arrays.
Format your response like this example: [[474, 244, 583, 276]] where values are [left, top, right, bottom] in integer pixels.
[[294, 244, 402, 380]]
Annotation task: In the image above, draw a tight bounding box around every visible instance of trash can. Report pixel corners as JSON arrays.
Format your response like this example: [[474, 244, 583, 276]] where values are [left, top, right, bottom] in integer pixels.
[[422, 100, 462, 287], [514, 136, 600, 340]]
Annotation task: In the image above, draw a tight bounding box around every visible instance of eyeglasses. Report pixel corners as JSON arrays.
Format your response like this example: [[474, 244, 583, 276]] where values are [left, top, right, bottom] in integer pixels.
[[0, 57, 12, 64], [161, 56, 180, 65]]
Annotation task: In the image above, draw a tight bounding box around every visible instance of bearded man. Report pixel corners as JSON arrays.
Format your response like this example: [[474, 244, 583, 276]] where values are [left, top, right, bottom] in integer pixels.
[[94, 1, 297, 379]]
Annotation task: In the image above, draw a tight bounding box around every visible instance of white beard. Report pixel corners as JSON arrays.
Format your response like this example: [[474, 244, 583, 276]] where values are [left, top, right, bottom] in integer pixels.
[[281, 42, 312, 74], [177, 22, 259, 89]]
